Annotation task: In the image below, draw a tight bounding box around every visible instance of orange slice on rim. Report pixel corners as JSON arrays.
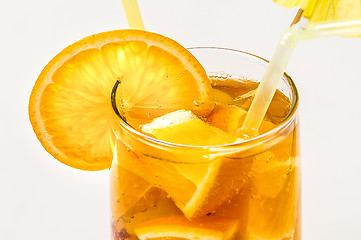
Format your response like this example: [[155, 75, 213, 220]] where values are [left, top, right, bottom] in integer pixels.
[[28, 30, 214, 170]]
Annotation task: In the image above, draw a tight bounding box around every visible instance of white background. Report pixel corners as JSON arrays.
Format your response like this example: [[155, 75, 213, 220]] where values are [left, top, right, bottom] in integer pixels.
[[1, 0, 361, 239]]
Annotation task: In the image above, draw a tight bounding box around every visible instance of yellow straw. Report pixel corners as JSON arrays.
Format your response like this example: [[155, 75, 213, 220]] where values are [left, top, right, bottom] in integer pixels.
[[121, 0, 145, 30], [240, 26, 301, 137]]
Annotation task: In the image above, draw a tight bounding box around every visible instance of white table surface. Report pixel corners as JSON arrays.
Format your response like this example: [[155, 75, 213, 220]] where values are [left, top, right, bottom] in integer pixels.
[[1, 0, 361, 239]]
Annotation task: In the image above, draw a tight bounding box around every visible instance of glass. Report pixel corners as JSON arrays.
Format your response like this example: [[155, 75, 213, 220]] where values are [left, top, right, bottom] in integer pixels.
[[110, 47, 301, 240]]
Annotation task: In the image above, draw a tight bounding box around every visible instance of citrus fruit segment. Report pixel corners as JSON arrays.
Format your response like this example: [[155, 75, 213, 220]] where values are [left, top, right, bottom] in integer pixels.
[[111, 146, 182, 239], [251, 152, 292, 198], [110, 146, 155, 218], [113, 196, 182, 239], [112, 188, 172, 240], [119, 150, 250, 219], [134, 215, 239, 240], [247, 166, 300, 240], [28, 30, 214, 170], [110, 164, 153, 217], [206, 103, 248, 134], [206, 103, 276, 137], [180, 157, 252, 219], [213, 183, 252, 233], [116, 110, 251, 219], [142, 110, 240, 145], [123, 198, 182, 237], [116, 142, 197, 208]]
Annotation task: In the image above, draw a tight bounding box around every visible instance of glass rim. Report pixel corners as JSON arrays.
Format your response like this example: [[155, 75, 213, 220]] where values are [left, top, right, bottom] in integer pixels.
[[111, 47, 299, 151]]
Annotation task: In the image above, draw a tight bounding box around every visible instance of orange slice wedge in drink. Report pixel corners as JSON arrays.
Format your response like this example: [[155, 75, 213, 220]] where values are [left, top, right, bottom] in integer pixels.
[[206, 103, 277, 137], [251, 152, 292, 198], [110, 164, 153, 217], [111, 145, 182, 239], [110, 147, 154, 217], [28, 30, 214, 170], [206, 103, 248, 134], [134, 215, 239, 240], [119, 151, 251, 220], [142, 110, 240, 145], [247, 164, 300, 240], [122, 198, 182, 237], [114, 110, 251, 219]]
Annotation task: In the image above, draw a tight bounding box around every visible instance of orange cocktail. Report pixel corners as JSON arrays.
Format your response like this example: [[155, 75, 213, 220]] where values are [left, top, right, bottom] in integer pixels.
[[110, 48, 301, 240], [28, 29, 300, 240]]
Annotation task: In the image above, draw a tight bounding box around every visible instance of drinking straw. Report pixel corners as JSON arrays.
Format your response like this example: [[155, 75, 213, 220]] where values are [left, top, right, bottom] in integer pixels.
[[302, 19, 361, 39], [240, 18, 361, 137], [121, 0, 145, 30], [239, 24, 302, 137]]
